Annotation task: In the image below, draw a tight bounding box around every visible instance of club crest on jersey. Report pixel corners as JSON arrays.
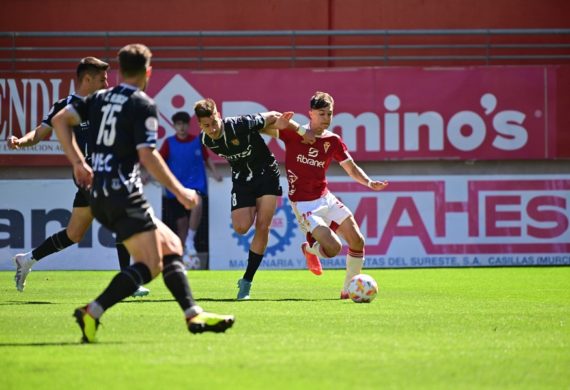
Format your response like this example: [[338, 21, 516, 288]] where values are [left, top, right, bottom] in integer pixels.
[[324, 142, 331, 153], [111, 178, 122, 191], [230, 138, 240, 146], [145, 117, 158, 132]]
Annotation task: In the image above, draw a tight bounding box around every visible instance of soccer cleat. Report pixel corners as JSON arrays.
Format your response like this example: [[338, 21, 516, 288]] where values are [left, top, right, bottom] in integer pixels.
[[187, 312, 235, 334], [301, 242, 322, 276], [184, 243, 197, 257], [13, 253, 35, 292], [236, 278, 252, 300], [131, 286, 150, 298], [73, 306, 100, 343], [184, 255, 201, 270], [340, 290, 350, 300]]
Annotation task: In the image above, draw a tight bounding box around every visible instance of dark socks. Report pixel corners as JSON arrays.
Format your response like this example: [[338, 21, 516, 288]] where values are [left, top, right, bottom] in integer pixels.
[[31, 229, 75, 261], [116, 242, 131, 270], [95, 262, 153, 311], [243, 250, 264, 282], [162, 255, 196, 311]]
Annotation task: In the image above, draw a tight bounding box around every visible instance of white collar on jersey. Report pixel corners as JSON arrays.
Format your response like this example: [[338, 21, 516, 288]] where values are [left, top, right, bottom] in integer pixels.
[[119, 82, 138, 90]]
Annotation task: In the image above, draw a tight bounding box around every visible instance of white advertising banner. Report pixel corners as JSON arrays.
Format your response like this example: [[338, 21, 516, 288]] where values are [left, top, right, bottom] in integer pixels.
[[0, 180, 162, 270], [208, 175, 570, 270]]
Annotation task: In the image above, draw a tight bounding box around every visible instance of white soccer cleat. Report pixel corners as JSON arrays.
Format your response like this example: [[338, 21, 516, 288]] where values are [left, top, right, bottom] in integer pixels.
[[131, 286, 150, 298], [184, 255, 201, 270], [13, 253, 35, 292], [184, 243, 197, 257]]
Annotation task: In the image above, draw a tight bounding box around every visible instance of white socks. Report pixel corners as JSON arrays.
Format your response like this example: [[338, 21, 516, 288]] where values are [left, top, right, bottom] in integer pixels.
[[87, 301, 104, 319], [185, 305, 203, 319], [185, 229, 196, 254], [343, 251, 364, 292]]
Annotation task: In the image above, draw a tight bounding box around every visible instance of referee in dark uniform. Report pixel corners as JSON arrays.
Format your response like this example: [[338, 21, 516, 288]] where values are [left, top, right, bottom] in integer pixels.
[[195, 98, 306, 300], [53, 44, 234, 343]]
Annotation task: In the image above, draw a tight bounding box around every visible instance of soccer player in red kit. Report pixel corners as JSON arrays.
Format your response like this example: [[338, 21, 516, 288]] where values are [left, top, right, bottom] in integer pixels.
[[265, 91, 388, 299]]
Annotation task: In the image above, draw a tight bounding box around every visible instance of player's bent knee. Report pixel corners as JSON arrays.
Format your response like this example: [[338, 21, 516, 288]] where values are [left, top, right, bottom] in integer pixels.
[[149, 262, 163, 277], [323, 241, 342, 258], [255, 225, 269, 235], [233, 224, 251, 235], [349, 234, 365, 251], [254, 221, 272, 234], [65, 228, 86, 243], [163, 238, 183, 256]]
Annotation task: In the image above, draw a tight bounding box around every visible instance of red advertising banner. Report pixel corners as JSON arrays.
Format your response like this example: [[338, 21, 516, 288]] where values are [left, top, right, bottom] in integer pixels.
[[1, 66, 568, 166]]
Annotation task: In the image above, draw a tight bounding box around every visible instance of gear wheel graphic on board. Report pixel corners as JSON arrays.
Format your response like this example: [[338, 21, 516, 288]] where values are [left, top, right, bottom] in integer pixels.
[[232, 198, 297, 256]]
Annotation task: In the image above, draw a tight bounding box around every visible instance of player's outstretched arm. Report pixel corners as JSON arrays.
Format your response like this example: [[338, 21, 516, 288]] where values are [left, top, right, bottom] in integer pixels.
[[52, 108, 93, 189], [259, 111, 281, 129], [260, 111, 286, 138], [138, 147, 199, 209], [262, 111, 316, 144], [260, 127, 279, 138], [7, 125, 53, 149], [340, 160, 388, 191]]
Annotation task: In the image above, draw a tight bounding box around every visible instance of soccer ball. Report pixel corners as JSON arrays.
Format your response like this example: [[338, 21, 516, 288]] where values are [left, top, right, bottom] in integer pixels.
[[348, 274, 378, 303], [184, 255, 201, 270]]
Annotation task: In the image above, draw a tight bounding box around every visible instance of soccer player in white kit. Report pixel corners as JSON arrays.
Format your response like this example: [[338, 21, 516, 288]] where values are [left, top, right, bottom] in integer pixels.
[[265, 91, 388, 299]]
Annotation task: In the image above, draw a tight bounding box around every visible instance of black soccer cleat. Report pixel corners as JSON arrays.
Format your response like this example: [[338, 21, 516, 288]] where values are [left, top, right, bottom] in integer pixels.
[[187, 312, 235, 334]]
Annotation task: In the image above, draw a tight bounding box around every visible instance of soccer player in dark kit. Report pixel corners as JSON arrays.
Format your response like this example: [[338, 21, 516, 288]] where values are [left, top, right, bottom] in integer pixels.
[[194, 98, 313, 300], [8, 57, 149, 297], [52, 44, 234, 342]]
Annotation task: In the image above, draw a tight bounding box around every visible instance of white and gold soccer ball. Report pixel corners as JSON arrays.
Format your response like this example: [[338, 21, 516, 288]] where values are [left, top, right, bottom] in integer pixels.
[[348, 274, 378, 303]]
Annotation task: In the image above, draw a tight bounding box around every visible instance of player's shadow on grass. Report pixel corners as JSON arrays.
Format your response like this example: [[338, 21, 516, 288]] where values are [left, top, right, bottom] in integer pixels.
[[0, 301, 55, 305], [0, 341, 124, 347], [198, 297, 339, 302], [119, 299, 176, 304], [119, 298, 338, 303]]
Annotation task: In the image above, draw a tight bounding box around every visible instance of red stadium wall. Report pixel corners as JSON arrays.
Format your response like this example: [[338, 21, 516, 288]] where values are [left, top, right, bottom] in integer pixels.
[[2, 0, 569, 31], [2, 1, 569, 71], [558, 66, 570, 156]]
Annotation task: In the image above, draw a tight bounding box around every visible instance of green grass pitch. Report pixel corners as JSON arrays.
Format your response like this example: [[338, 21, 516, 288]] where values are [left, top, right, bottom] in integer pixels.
[[0, 267, 568, 389]]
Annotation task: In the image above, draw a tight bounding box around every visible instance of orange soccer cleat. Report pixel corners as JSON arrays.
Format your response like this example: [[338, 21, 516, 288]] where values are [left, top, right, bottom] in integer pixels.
[[301, 242, 323, 276]]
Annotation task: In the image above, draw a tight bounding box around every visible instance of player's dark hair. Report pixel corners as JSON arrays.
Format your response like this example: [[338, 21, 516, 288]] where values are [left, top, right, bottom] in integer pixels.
[[76, 57, 109, 81], [172, 111, 191, 123], [310, 91, 334, 110], [194, 98, 217, 118], [118, 43, 152, 77]]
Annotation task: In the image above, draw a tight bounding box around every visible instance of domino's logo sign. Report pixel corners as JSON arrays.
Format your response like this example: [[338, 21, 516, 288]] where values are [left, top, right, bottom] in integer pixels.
[[151, 74, 274, 146]]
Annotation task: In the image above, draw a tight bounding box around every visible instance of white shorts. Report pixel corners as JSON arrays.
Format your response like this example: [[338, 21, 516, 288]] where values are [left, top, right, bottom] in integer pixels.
[[290, 191, 353, 235]]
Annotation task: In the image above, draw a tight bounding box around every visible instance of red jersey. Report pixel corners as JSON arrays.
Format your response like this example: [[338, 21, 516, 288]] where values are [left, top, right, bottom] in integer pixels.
[[278, 128, 352, 201]]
